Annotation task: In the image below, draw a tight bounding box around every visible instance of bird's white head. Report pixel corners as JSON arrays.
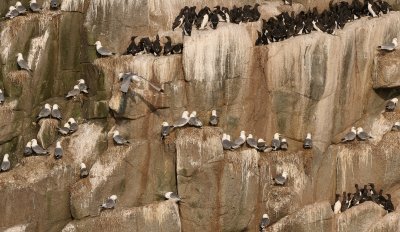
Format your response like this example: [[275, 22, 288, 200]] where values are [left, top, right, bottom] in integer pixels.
[[273, 133, 280, 139], [31, 139, 38, 146], [182, 111, 189, 118], [63, 122, 70, 128], [94, 41, 101, 46], [282, 171, 288, 178], [73, 85, 79, 90], [222, 133, 227, 140], [113, 130, 120, 136], [281, 138, 287, 143], [392, 38, 398, 46], [226, 135, 231, 141], [164, 191, 173, 199], [395, 122, 400, 126], [0, 89, 2, 93], [262, 213, 269, 219], [211, 110, 217, 116], [53, 104, 59, 109], [26, 141, 32, 147], [356, 127, 364, 133], [44, 103, 51, 109], [190, 111, 197, 117], [80, 163, 86, 169], [78, 79, 85, 84], [15, 1, 22, 6], [56, 141, 62, 148], [392, 98, 398, 103], [9, 6, 16, 11], [16, 53, 23, 60], [247, 134, 253, 139], [110, 195, 118, 201], [162, 121, 169, 127], [351, 127, 357, 133], [118, 73, 124, 80], [240, 130, 246, 138], [257, 138, 265, 143], [306, 133, 312, 139], [30, 0, 37, 3], [68, 118, 76, 124], [3, 154, 9, 160]]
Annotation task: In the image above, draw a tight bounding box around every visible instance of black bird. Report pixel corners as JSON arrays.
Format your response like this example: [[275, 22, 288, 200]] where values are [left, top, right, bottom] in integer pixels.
[[214, 6, 226, 22], [250, 4, 261, 22], [209, 12, 219, 29], [152, 35, 162, 56], [340, 192, 348, 212], [377, 189, 387, 207], [163, 36, 173, 56], [172, 7, 187, 31], [140, 37, 153, 54], [195, 6, 211, 30], [384, 194, 394, 213], [126, 36, 141, 56], [172, 43, 183, 54], [50, 0, 59, 10], [183, 19, 192, 36]]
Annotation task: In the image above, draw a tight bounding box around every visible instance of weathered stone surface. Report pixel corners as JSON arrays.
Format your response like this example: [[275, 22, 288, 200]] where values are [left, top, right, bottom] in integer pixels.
[[373, 49, 400, 88], [367, 212, 400, 232], [37, 119, 59, 149], [62, 201, 181, 232]]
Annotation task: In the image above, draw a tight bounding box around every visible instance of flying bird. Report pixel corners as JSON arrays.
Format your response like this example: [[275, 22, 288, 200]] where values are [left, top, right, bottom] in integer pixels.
[[112, 130, 130, 145], [16, 53, 32, 72], [1, 154, 10, 172], [100, 195, 117, 210], [80, 163, 89, 178], [51, 104, 62, 120], [94, 41, 115, 57], [378, 38, 398, 51], [209, 110, 218, 126], [54, 141, 63, 159]]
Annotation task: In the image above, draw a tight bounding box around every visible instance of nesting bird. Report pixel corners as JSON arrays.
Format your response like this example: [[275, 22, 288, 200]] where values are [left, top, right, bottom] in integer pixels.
[[391, 122, 400, 131], [68, 118, 78, 133], [94, 41, 115, 57], [356, 127, 372, 141], [51, 104, 62, 120], [15, 2, 27, 14], [112, 130, 130, 145], [65, 85, 81, 99], [209, 110, 218, 126], [273, 171, 288, 185], [378, 38, 398, 51], [303, 133, 313, 149], [232, 131, 246, 149], [259, 214, 270, 231], [1, 154, 10, 172], [271, 133, 281, 151], [280, 138, 288, 150], [100, 195, 117, 210], [246, 134, 258, 149], [5, 6, 19, 19], [222, 133, 234, 150], [31, 139, 48, 155], [16, 53, 32, 72], [188, 111, 203, 128], [173, 111, 190, 128], [164, 192, 181, 202], [36, 103, 52, 121], [54, 141, 63, 159], [341, 127, 357, 143], [24, 141, 33, 156], [58, 123, 71, 136], [161, 122, 171, 140], [29, 0, 42, 13], [80, 163, 89, 178], [385, 98, 398, 112], [333, 194, 342, 214]]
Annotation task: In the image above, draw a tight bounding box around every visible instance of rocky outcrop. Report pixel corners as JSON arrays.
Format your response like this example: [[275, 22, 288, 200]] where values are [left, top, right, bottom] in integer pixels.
[[373, 49, 400, 88]]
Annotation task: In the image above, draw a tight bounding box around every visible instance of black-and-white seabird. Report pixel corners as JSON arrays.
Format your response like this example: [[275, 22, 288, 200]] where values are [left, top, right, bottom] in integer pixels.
[[259, 213, 270, 231], [80, 163, 89, 178], [5, 6, 19, 19], [118, 72, 133, 94], [341, 127, 356, 143], [257, 139, 272, 152], [24, 141, 33, 156], [164, 192, 181, 202], [152, 35, 162, 56], [273, 171, 288, 185], [0, 89, 4, 104], [188, 111, 203, 128], [209, 12, 219, 29], [51, 104, 62, 120], [367, 1, 378, 17], [340, 192, 348, 213], [384, 194, 394, 213], [100, 195, 117, 210], [172, 11, 185, 31], [303, 133, 313, 149], [222, 133, 233, 150], [15, 1, 27, 14], [36, 103, 51, 121], [378, 38, 398, 51], [161, 122, 171, 139], [77, 79, 89, 94], [16, 53, 32, 72], [232, 131, 246, 149], [198, 7, 210, 30], [163, 36, 173, 56], [333, 194, 341, 214], [31, 139, 49, 155], [50, 0, 59, 10], [271, 133, 281, 151], [392, 122, 400, 131], [68, 118, 78, 133], [173, 111, 190, 128], [29, 0, 42, 12], [1, 154, 10, 172], [385, 98, 398, 111], [54, 141, 63, 159], [112, 130, 130, 145], [65, 85, 81, 99], [280, 138, 288, 150], [356, 127, 372, 140], [94, 41, 115, 57], [246, 134, 258, 149], [58, 123, 71, 136], [221, 7, 231, 23], [208, 110, 218, 126]]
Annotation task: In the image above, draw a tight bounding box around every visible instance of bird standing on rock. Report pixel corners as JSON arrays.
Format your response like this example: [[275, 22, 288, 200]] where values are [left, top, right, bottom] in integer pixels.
[[68, 118, 78, 133], [112, 130, 130, 145], [356, 127, 372, 141], [271, 133, 281, 150], [36, 103, 51, 121], [341, 127, 356, 143], [209, 110, 218, 126], [31, 139, 49, 155], [173, 111, 190, 128], [303, 133, 313, 149], [54, 141, 63, 159], [378, 38, 398, 51], [259, 214, 270, 231], [80, 163, 89, 178], [58, 123, 71, 136], [232, 131, 246, 149], [333, 194, 341, 214], [161, 122, 172, 140], [188, 111, 203, 128], [94, 41, 115, 57], [15, 2, 27, 14], [164, 192, 181, 202], [1, 154, 10, 172], [5, 6, 19, 19], [100, 195, 117, 210], [24, 141, 33, 156], [51, 104, 62, 120], [222, 133, 234, 150], [385, 98, 398, 111], [16, 53, 32, 72], [273, 171, 288, 185], [0, 89, 4, 104]]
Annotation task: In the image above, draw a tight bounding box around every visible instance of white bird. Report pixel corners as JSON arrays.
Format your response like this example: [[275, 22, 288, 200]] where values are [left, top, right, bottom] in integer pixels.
[[188, 111, 202, 128], [24, 141, 33, 156], [280, 138, 288, 150], [222, 133, 233, 150], [54, 141, 63, 159], [246, 134, 258, 149], [303, 133, 313, 149], [341, 127, 357, 143], [65, 85, 81, 99], [161, 122, 171, 139], [173, 111, 190, 128], [333, 194, 342, 214], [164, 192, 181, 202], [31, 139, 48, 155], [100, 195, 117, 210], [36, 103, 51, 121], [209, 110, 218, 126], [1, 154, 10, 172], [378, 38, 398, 51], [94, 41, 115, 57], [386, 98, 398, 112], [367, 2, 378, 17], [15, 1, 27, 14], [259, 214, 270, 230], [29, 0, 42, 12], [273, 171, 288, 185], [271, 133, 281, 151], [68, 118, 78, 133], [356, 127, 372, 141], [51, 104, 62, 120], [112, 130, 130, 145], [77, 79, 89, 93], [80, 163, 89, 178], [16, 53, 32, 72], [232, 131, 246, 149], [5, 6, 19, 19]]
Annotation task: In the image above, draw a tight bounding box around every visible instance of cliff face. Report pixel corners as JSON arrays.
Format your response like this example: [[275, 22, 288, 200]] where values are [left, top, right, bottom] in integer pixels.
[[1, 0, 400, 232]]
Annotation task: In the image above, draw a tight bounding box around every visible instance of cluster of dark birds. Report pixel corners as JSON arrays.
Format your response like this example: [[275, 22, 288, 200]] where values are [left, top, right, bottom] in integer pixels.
[[125, 35, 183, 57], [2, 0, 59, 19], [332, 183, 394, 214], [172, 4, 261, 36], [256, 0, 393, 46]]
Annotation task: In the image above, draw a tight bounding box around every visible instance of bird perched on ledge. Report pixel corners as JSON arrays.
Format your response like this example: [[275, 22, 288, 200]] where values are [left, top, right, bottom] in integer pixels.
[[378, 38, 398, 51]]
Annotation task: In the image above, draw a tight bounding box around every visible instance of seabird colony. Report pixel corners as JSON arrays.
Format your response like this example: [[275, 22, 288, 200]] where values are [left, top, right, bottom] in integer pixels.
[[332, 183, 394, 214]]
